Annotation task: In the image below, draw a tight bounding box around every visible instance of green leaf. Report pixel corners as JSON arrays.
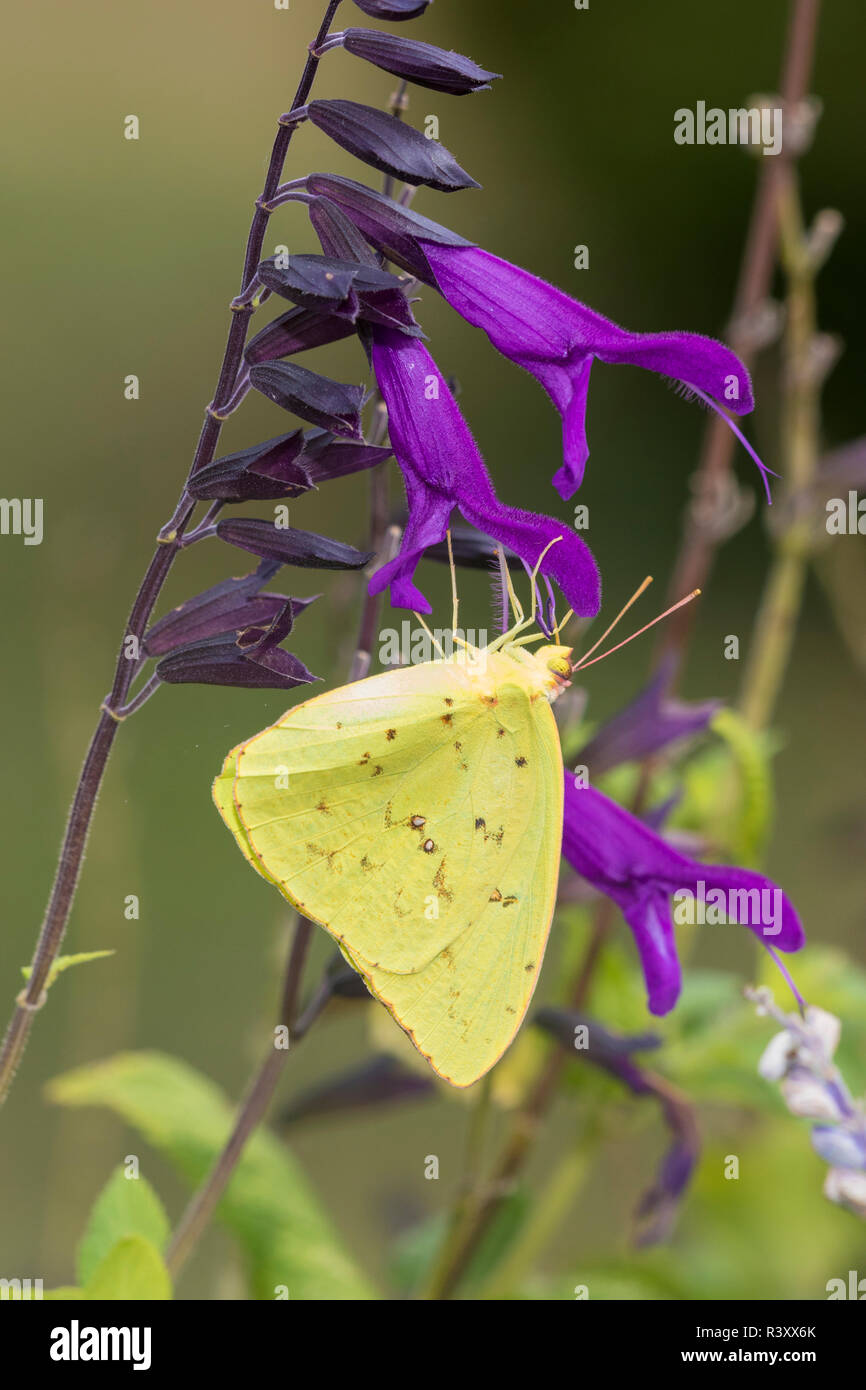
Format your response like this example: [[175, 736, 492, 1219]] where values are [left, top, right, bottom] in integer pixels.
[[22, 950, 114, 991], [83, 1236, 171, 1301], [77, 1166, 170, 1287], [48, 1051, 376, 1300]]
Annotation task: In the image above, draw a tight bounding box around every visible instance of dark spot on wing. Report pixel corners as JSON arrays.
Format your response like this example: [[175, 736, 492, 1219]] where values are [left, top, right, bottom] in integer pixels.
[[496, 727, 506, 738], [410, 815, 426, 829], [372, 765, 383, 777], [386, 728, 397, 740], [454, 741, 462, 752], [360, 855, 375, 872], [336, 721, 343, 729], [315, 799, 330, 815], [502, 895, 518, 906], [444, 697, 454, 707], [441, 712, 453, 725], [524, 961, 535, 972], [489, 888, 502, 902], [475, 817, 485, 831], [422, 838, 435, 853], [358, 751, 371, 766], [482, 694, 498, 707], [384, 802, 393, 828], [515, 756, 528, 767]]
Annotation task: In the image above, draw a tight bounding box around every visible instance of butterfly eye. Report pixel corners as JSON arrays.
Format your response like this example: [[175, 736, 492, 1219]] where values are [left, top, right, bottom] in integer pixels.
[[546, 656, 572, 680]]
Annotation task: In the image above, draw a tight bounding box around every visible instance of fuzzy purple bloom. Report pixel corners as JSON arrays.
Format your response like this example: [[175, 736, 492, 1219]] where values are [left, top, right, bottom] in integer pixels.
[[369, 326, 601, 615], [561, 781, 804, 1015], [420, 242, 756, 497], [303, 177, 766, 497]]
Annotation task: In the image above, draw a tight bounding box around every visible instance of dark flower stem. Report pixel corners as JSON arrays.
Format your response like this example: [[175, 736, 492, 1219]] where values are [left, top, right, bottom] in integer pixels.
[[0, 0, 345, 1109]]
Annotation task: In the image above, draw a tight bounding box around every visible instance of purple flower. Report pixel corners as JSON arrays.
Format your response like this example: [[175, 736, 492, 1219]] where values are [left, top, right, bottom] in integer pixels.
[[421, 242, 760, 498], [561, 781, 804, 1015], [368, 326, 601, 616], [303, 177, 769, 498]]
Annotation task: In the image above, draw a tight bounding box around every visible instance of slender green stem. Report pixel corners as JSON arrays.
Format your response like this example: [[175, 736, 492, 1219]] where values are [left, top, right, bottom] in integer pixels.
[[739, 177, 825, 730]]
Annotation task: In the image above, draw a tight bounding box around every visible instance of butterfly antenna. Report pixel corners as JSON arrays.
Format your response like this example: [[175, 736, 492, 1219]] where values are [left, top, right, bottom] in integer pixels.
[[575, 576, 653, 666], [446, 528, 459, 636], [501, 547, 525, 627], [573, 588, 701, 671]]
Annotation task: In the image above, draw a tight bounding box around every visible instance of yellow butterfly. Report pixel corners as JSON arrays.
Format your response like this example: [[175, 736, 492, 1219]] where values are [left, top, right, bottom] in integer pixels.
[[213, 551, 574, 1088]]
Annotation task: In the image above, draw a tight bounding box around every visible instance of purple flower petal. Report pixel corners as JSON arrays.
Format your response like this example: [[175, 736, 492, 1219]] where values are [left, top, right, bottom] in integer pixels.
[[421, 243, 755, 497], [368, 327, 601, 616], [561, 781, 804, 1015]]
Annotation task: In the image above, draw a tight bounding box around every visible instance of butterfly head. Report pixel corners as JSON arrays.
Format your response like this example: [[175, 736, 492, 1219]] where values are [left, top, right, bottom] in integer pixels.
[[530, 644, 574, 701]]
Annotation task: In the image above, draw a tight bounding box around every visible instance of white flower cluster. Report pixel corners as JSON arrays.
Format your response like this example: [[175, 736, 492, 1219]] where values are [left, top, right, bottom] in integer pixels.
[[746, 986, 866, 1219]]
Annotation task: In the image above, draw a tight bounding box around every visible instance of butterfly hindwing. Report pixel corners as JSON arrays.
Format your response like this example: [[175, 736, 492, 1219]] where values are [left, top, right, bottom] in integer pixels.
[[214, 647, 564, 1086], [341, 684, 563, 1086]]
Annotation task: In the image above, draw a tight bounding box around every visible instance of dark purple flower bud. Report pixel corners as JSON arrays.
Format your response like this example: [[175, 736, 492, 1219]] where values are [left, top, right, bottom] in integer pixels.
[[249, 361, 365, 438], [236, 595, 296, 655], [216, 516, 374, 570], [578, 656, 721, 777], [309, 196, 380, 266], [305, 173, 470, 278], [143, 559, 314, 656], [299, 428, 392, 483], [245, 306, 356, 365], [350, 0, 431, 21], [333, 30, 500, 95], [187, 431, 311, 502], [257, 253, 406, 313], [305, 100, 479, 193], [280, 1055, 434, 1126], [156, 633, 317, 690]]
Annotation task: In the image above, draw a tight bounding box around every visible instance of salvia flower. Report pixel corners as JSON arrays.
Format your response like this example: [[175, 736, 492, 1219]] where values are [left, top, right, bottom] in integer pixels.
[[368, 325, 601, 616], [188, 429, 391, 503], [155, 591, 317, 691], [562, 783, 804, 1015], [747, 987, 866, 1219], [304, 176, 769, 498]]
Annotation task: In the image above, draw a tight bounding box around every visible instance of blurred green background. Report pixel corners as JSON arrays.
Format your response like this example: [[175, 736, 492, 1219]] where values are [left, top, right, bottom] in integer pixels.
[[2, 0, 864, 1298]]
